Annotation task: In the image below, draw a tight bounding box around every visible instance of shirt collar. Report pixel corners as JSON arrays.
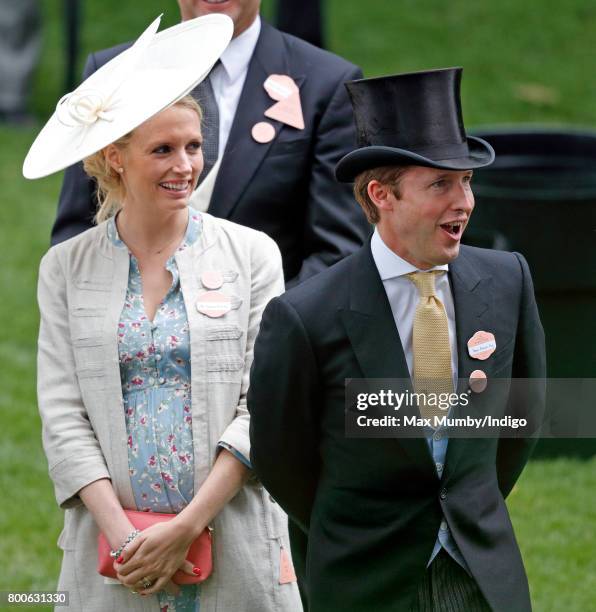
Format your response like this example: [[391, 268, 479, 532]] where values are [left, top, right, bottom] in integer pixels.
[[218, 15, 261, 83], [371, 227, 449, 281]]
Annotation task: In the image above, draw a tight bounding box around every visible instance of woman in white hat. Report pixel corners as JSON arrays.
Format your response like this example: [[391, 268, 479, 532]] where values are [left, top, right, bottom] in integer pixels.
[[28, 15, 301, 612]]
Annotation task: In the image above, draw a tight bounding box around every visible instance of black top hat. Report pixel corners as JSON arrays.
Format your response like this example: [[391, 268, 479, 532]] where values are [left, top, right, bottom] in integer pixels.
[[335, 67, 494, 182]]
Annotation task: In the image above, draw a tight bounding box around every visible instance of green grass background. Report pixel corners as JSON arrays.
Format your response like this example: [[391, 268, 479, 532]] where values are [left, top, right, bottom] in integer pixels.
[[1, 0, 595, 610]]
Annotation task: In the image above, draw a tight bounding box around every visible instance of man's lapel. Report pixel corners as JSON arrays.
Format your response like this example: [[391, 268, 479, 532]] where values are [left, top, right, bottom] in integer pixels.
[[209, 21, 305, 219], [443, 248, 494, 480], [338, 244, 436, 475]]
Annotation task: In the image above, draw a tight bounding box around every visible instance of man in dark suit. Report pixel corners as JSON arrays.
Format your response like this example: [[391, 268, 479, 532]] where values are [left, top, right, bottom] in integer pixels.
[[51, 0, 369, 286], [248, 68, 546, 611]]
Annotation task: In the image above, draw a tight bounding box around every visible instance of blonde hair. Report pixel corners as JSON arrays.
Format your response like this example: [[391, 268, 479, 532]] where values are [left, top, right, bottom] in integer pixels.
[[353, 165, 410, 224], [83, 95, 202, 223]]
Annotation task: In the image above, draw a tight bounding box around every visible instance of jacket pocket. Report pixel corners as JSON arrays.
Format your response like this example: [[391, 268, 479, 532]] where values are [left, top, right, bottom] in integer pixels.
[[76, 363, 104, 376], [206, 324, 244, 342], [72, 336, 106, 369], [267, 137, 309, 158], [75, 363, 107, 392], [70, 306, 107, 318], [69, 306, 107, 339], [74, 277, 112, 292], [206, 355, 245, 383]]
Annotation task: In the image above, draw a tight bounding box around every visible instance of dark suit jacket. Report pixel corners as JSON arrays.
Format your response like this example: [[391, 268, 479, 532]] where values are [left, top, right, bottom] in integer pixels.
[[51, 20, 370, 285], [248, 243, 546, 612]]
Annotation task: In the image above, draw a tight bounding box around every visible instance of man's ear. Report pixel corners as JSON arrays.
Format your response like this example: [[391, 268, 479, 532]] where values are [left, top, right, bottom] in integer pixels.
[[104, 144, 123, 174], [367, 180, 396, 213]]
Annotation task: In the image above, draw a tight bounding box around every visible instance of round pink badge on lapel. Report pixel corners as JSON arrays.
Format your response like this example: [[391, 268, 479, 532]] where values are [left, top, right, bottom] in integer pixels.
[[467, 331, 496, 360], [469, 370, 488, 393], [201, 270, 224, 290], [196, 291, 232, 318], [252, 121, 275, 143]]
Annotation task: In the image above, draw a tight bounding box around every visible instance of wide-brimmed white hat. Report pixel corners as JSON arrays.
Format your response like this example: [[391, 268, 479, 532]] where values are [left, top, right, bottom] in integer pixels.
[[23, 13, 233, 179]]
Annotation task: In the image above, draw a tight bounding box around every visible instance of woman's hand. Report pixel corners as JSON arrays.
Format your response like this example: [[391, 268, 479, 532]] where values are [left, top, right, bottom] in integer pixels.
[[114, 520, 201, 595], [115, 448, 249, 595]]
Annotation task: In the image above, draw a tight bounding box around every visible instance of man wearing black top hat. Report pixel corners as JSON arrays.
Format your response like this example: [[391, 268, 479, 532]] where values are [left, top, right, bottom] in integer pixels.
[[248, 67, 546, 611]]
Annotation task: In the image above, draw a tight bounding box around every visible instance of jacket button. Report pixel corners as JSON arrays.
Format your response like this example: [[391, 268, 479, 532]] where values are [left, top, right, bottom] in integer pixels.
[[439, 488, 447, 500]]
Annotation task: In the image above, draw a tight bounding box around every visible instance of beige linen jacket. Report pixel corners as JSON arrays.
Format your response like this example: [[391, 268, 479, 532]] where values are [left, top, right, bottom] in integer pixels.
[[37, 212, 302, 612]]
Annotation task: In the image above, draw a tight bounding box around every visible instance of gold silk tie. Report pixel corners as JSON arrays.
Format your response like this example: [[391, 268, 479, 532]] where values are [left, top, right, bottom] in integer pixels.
[[407, 271, 454, 425]]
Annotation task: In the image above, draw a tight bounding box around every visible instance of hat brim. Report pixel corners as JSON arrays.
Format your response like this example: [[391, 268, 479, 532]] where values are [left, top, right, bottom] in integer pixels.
[[335, 136, 495, 183], [23, 14, 233, 179]]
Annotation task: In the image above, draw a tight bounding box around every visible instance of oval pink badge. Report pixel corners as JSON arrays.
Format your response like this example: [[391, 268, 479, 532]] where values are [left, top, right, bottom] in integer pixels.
[[196, 291, 232, 318], [263, 74, 298, 101], [467, 331, 496, 360], [252, 122, 276, 143], [469, 369, 488, 393], [201, 270, 224, 290]]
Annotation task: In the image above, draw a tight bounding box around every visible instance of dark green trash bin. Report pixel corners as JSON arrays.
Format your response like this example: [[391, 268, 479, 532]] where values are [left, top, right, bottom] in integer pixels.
[[466, 128, 596, 457]]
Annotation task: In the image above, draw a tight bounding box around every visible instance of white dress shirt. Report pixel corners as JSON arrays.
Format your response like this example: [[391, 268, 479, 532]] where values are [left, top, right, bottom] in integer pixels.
[[370, 228, 458, 385], [371, 228, 470, 573], [211, 15, 261, 156], [190, 16, 261, 212]]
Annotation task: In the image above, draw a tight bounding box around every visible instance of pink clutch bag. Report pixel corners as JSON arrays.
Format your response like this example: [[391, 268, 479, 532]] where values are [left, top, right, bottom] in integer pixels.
[[97, 509, 213, 585]]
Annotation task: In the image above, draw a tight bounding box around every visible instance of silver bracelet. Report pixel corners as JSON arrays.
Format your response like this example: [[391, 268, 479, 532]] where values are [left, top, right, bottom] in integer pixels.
[[110, 529, 140, 559]]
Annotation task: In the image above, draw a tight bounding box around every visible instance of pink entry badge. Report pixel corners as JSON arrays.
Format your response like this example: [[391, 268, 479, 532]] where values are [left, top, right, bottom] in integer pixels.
[[196, 291, 232, 318], [467, 331, 496, 360], [265, 94, 305, 130], [263, 74, 304, 130], [251, 121, 276, 143], [279, 546, 297, 584], [201, 270, 224, 290], [264, 74, 298, 100], [469, 369, 488, 393]]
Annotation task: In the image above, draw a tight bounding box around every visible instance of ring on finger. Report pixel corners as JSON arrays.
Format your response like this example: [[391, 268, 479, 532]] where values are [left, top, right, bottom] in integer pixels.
[[140, 577, 154, 590]]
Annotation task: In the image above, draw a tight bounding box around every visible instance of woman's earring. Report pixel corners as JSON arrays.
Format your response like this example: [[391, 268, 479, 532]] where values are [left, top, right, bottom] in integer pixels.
[[117, 167, 124, 174]]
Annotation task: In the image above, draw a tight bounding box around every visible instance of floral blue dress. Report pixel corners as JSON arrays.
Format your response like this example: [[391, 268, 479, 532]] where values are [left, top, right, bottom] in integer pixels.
[[108, 209, 201, 612]]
